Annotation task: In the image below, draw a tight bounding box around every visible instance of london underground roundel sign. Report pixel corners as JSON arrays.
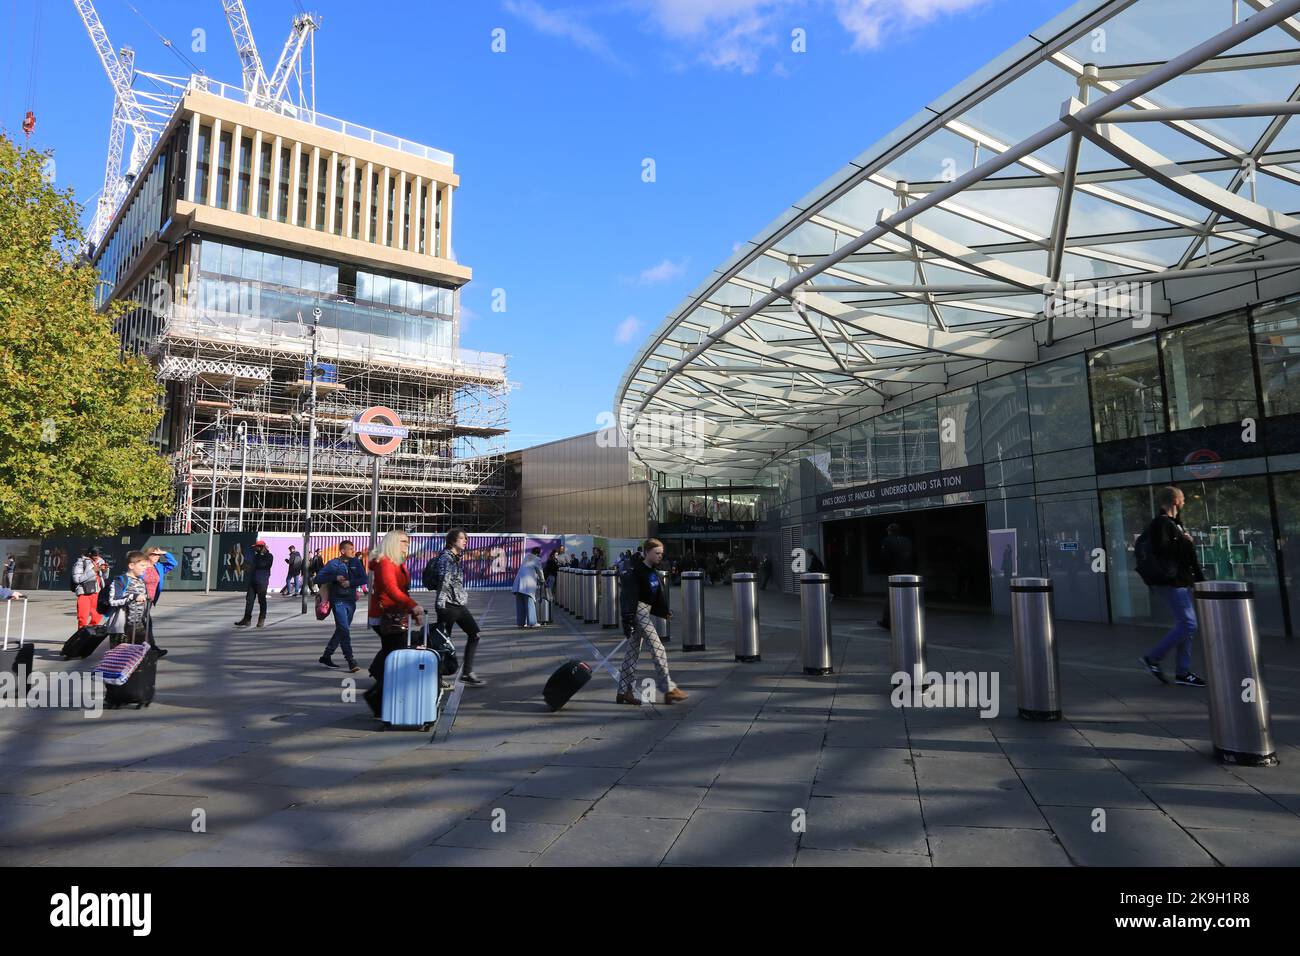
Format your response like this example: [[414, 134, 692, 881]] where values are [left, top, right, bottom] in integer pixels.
[[352, 406, 408, 456]]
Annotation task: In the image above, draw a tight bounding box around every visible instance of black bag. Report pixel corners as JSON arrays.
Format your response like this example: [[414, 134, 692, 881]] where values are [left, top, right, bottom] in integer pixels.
[[422, 556, 443, 593], [426, 623, 459, 676], [61, 624, 110, 660], [105, 646, 157, 709], [1, 598, 33, 696], [1134, 526, 1177, 586], [96, 574, 127, 617], [543, 660, 592, 712]]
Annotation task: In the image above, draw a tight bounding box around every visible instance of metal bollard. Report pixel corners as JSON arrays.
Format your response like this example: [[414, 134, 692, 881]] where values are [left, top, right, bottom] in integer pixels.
[[889, 575, 925, 679], [680, 571, 705, 652], [655, 570, 671, 643], [733, 571, 761, 662], [600, 570, 619, 628], [1194, 581, 1279, 767], [559, 567, 568, 612], [1010, 577, 1061, 721], [583, 569, 599, 624], [800, 572, 833, 676]]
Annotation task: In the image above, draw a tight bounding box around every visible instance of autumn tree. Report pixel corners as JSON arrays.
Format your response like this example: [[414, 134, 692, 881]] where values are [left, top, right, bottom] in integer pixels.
[[0, 132, 172, 536]]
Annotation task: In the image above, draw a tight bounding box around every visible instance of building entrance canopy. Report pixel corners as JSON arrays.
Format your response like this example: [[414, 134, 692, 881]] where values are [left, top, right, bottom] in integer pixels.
[[616, 0, 1300, 479]]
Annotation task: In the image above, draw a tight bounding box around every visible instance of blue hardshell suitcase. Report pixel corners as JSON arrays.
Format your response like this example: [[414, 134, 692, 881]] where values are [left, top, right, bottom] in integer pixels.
[[381, 620, 440, 731]]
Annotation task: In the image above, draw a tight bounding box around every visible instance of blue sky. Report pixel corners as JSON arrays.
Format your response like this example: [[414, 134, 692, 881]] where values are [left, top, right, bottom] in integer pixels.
[[2, 0, 1069, 451]]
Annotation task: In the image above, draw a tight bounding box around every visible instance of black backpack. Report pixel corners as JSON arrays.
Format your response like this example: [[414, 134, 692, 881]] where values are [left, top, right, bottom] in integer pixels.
[[1134, 524, 1177, 586], [97, 574, 126, 616], [423, 555, 443, 593]]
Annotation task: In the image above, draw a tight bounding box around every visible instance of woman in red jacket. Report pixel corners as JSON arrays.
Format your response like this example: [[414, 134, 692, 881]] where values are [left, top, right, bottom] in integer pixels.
[[362, 529, 424, 716]]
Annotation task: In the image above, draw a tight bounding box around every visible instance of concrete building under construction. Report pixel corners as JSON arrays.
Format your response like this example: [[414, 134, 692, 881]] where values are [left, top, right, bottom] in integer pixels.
[[82, 5, 509, 536]]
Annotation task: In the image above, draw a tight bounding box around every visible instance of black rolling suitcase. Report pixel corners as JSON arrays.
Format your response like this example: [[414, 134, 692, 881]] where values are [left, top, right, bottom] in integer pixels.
[[61, 624, 109, 660], [104, 646, 158, 710], [1, 598, 33, 696], [543, 660, 592, 711]]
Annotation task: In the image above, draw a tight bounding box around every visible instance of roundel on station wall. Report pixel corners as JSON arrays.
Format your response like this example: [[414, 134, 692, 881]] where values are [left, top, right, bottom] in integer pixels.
[[353, 406, 407, 456]]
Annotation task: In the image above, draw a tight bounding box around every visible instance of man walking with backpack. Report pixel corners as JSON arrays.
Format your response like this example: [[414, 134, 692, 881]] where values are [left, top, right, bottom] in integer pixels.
[[1139, 486, 1207, 687], [428, 528, 486, 686]]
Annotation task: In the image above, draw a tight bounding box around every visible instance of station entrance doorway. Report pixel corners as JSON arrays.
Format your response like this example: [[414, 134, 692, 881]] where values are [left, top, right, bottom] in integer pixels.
[[823, 503, 991, 611]]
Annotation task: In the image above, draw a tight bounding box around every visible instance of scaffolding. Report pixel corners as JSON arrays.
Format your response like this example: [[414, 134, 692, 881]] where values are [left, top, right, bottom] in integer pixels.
[[139, 297, 509, 536]]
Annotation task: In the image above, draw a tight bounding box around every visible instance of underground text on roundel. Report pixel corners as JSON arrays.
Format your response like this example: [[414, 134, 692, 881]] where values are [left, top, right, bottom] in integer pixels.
[[49, 886, 151, 937]]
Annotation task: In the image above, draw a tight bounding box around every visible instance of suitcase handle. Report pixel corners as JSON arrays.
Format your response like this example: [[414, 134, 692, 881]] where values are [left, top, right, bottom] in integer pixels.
[[3, 598, 26, 651], [406, 615, 429, 648]]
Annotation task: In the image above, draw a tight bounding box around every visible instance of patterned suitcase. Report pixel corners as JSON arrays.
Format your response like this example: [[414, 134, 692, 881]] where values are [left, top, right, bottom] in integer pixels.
[[94, 643, 149, 685], [381, 620, 440, 731], [104, 647, 157, 709]]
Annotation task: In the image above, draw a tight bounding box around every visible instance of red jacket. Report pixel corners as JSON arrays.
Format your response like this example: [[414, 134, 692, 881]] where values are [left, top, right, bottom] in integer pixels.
[[368, 557, 419, 621]]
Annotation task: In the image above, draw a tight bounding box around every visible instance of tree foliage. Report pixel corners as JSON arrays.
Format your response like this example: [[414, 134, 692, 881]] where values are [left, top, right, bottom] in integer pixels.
[[0, 132, 172, 536]]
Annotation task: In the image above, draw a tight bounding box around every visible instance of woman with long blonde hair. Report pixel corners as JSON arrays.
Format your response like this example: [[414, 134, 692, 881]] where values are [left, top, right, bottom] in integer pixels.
[[362, 529, 425, 716]]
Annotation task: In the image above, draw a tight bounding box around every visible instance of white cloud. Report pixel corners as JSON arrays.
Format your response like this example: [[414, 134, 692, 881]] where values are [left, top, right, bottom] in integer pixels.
[[634, 257, 689, 284], [833, 0, 991, 50], [635, 0, 993, 71], [504, 0, 626, 67], [615, 315, 642, 343]]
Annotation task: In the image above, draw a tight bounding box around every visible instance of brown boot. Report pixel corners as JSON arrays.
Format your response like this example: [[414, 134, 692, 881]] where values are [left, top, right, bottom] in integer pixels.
[[664, 688, 688, 704], [615, 691, 641, 705]]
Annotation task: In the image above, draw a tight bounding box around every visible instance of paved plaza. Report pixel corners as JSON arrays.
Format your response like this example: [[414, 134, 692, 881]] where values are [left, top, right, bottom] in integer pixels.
[[1, 587, 1299, 867]]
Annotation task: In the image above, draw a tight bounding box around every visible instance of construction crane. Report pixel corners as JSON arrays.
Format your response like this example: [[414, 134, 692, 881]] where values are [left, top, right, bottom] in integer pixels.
[[220, 2, 320, 113], [73, 0, 157, 249]]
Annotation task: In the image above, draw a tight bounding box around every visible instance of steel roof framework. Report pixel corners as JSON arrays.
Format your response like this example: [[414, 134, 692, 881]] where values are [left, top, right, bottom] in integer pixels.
[[616, 0, 1300, 480]]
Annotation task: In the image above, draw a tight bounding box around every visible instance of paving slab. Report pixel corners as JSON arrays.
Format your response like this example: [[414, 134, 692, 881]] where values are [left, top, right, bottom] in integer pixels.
[[534, 814, 686, 867]]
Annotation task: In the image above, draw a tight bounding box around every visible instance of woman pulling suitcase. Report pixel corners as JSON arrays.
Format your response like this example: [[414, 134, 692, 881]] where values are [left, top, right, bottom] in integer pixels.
[[363, 529, 425, 717]]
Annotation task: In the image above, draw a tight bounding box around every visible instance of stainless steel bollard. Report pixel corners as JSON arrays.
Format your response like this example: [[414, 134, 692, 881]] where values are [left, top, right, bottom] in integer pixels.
[[560, 567, 569, 612], [680, 571, 705, 652], [600, 569, 619, 628], [654, 570, 671, 643], [1010, 577, 1061, 721], [733, 571, 761, 662], [1194, 581, 1279, 767], [889, 575, 925, 679], [800, 572, 833, 676], [583, 569, 599, 624]]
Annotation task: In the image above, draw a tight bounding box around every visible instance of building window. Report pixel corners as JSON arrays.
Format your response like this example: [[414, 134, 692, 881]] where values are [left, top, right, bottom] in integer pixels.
[[296, 151, 310, 227], [236, 136, 252, 214], [315, 155, 328, 231], [417, 182, 427, 254], [1252, 302, 1300, 417], [194, 124, 211, 203], [216, 129, 233, 209], [257, 142, 272, 218], [276, 146, 291, 222], [334, 159, 347, 236], [386, 176, 396, 246], [434, 188, 443, 256], [1161, 314, 1257, 431], [1088, 336, 1165, 443], [369, 172, 380, 242], [352, 167, 363, 238]]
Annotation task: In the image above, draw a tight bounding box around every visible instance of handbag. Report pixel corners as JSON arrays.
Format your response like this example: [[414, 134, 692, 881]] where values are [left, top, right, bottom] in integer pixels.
[[315, 583, 331, 621]]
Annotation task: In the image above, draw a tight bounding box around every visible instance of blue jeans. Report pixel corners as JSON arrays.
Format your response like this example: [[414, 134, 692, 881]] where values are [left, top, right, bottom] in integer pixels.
[[1148, 586, 1196, 675], [286, 573, 303, 595], [514, 593, 537, 627], [324, 600, 356, 662]]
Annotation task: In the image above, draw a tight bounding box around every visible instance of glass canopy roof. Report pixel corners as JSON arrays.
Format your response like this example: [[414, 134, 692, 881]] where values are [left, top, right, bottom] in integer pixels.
[[616, 0, 1300, 479]]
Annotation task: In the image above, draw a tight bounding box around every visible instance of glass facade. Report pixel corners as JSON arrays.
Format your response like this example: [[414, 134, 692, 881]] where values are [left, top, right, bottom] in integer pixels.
[[738, 299, 1300, 635]]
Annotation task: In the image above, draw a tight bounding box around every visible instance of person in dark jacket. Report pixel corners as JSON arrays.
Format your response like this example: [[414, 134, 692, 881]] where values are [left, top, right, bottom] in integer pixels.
[[1141, 486, 1207, 687], [433, 528, 485, 686], [760, 554, 773, 590], [877, 524, 913, 630], [317, 540, 367, 672], [235, 540, 275, 628], [307, 549, 325, 595], [806, 549, 827, 574], [616, 538, 686, 706], [543, 550, 559, 600], [284, 546, 305, 597]]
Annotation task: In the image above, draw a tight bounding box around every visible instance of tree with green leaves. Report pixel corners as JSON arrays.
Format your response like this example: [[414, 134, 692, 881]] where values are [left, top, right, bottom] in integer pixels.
[[0, 131, 172, 536]]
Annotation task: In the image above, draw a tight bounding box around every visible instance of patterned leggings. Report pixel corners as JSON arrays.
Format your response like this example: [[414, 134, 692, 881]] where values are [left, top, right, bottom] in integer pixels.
[[618, 602, 676, 697]]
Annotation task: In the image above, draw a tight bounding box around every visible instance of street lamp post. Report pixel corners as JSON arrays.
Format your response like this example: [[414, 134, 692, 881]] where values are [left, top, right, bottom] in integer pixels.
[[205, 410, 224, 594], [237, 420, 248, 532], [301, 308, 322, 615]]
